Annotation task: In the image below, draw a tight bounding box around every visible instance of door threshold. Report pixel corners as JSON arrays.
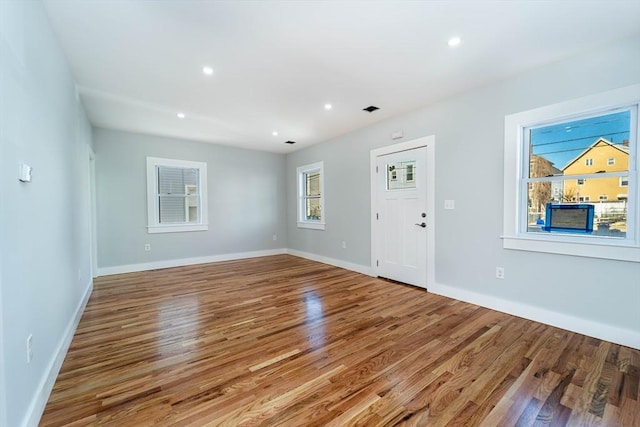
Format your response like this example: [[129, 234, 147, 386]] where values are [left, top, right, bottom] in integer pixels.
[[377, 276, 428, 291]]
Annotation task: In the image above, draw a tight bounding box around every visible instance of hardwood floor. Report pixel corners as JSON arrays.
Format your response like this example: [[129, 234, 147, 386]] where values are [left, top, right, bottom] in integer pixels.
[[41, 255, 639, 426]]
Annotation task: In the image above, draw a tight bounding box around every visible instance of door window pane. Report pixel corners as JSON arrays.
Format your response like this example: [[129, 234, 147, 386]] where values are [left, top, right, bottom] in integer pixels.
[[387, 161, 417, 190]]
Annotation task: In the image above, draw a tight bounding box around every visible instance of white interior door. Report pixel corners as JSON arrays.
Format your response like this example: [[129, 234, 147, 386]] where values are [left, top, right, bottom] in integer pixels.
[[375, 146, 428, 287]]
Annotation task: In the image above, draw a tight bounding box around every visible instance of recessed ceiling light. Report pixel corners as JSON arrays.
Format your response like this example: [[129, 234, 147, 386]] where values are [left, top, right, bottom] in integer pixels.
[[324, 103, 332, 110], [177, 112, 185, 119], [448, 37, 461, 47], [272, 131, 278, 136], [202, 66, 214, 75]]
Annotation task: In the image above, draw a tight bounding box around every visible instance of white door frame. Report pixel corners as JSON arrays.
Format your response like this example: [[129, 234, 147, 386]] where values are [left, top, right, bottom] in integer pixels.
[[370, 136, 436, 289]]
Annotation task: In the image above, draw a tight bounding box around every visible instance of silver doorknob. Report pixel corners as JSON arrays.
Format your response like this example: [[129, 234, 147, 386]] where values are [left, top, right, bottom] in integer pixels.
[[415, 222, 426, 228]]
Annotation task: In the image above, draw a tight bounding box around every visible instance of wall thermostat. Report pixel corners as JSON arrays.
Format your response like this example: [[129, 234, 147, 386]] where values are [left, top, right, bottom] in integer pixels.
[[19, 163, 32, 182]]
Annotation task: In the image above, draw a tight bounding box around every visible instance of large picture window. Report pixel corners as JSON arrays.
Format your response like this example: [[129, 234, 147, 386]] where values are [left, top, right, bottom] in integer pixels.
[[525, 109, 632, 237], [146, 157, 208, 233], [504, 84, 639, 262], [297, 161, 325, 230]]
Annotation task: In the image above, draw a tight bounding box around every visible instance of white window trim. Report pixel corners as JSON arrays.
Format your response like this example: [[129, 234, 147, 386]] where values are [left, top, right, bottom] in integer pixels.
[[297, 161, 325, 230], [503, 84, 640, 262], [146, 157, 208, 234]]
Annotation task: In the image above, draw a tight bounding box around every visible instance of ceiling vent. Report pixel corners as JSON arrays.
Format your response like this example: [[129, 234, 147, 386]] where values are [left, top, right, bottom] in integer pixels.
[[284, 140, 296, 144], [363, 105, 380, 113]]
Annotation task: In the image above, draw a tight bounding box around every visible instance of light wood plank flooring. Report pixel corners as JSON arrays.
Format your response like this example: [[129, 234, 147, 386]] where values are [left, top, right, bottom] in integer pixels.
[[41, 255, 640, 426]]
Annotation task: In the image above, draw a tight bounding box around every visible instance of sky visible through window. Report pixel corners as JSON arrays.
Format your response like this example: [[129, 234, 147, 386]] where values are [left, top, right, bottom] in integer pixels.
[[530, 111, 630, 170]]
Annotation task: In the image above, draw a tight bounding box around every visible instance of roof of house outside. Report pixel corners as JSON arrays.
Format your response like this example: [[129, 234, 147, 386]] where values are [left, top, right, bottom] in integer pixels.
[[562, 138, 629, 171]]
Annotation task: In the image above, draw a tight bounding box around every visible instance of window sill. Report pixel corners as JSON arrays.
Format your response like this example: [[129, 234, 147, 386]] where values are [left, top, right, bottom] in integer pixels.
[[147, 224, 208, 234], [502, 234, 640, 262], [297, 221, 325, 230]]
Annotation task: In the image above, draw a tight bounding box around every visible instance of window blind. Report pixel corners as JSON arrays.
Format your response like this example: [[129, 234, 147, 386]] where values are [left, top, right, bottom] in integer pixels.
[[157, 166, 199, 223]]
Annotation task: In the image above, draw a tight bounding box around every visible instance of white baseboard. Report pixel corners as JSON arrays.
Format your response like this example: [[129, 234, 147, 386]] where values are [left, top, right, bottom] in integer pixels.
[[429, 282, 640, 350], [24, 279, 93, 427], [97, 248, 287, 276], [285, 249, 374, 277]]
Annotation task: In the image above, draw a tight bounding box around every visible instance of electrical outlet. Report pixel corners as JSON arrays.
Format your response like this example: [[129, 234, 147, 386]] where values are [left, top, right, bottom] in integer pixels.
[[341, 241, 347, 249], [144, 244, 151, 251], [496, 267, 505, 279], [444, 200, 455, 210], [27, 334, 33, 363], [272, 234, 277, 241]]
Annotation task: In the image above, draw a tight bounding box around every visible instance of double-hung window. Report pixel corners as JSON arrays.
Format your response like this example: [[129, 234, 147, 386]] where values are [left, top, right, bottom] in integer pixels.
[[146, 157, 208, 233], [297, 161, 325, 230], [504, 84, 639, 262]]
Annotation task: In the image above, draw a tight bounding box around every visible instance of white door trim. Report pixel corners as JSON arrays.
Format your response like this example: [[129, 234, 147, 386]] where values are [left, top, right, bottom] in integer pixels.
[[370, 136, 436, 289]]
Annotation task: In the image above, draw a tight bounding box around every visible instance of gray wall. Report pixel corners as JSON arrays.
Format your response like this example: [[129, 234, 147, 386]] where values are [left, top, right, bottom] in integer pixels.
[[287, 35, 640, 334], [94, 129, 287, 269], [0, 1, 94, 426]]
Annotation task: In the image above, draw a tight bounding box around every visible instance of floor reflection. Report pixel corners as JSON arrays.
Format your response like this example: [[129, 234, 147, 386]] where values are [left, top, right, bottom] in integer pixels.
[[157, 296, 200, 357], [303, 290, 326, 348]]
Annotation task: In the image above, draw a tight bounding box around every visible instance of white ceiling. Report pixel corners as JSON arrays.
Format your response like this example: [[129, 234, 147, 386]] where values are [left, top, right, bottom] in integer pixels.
[[43, 0, 640, 154]]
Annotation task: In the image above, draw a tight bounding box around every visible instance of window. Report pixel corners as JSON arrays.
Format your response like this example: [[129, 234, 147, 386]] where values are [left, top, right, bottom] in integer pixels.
[[503, 84, 639, 262], [146, 157, 208, 233], [525, 110, 631, 236], [297, 161, 325, 230]]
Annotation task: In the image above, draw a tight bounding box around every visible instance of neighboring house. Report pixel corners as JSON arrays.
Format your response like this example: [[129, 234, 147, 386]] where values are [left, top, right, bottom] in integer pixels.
[[562, 138, 629, 203], [528, 154, 563, 215]]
